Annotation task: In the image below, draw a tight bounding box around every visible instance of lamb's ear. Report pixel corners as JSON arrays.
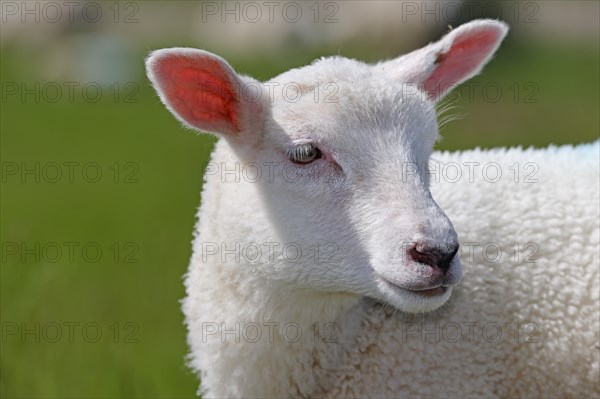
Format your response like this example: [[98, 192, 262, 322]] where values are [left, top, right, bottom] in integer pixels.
[[146, 48, 265, 137], [379, 19, 508, 101]]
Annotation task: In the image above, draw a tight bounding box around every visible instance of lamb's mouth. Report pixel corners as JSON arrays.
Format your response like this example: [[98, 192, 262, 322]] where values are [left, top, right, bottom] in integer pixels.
[[380, 278, 449, 298], [407, 286, 447, 297]]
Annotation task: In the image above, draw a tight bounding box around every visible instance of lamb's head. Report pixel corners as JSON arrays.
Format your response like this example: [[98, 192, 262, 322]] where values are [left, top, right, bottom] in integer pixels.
[[146, 20, 508, 313]]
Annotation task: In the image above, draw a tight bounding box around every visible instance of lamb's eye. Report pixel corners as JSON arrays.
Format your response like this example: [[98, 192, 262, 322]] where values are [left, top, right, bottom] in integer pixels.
[[288, 143, 322, 165]]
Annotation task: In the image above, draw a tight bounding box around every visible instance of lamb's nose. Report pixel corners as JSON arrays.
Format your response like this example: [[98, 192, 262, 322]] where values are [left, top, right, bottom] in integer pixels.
[[408, 242, 459, 274]]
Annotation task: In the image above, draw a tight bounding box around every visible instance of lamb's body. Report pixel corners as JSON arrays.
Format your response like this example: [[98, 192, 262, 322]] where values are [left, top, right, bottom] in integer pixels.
[[146, 19, 599, 398], [184, 140, 600, 398]]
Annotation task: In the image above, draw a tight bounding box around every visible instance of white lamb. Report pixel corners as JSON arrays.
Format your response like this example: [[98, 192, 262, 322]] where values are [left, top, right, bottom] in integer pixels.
[[146, 19, 600, 398]]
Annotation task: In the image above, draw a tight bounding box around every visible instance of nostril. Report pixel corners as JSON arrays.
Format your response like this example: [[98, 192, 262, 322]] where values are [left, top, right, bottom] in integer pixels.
[[439, 243, 460, 272], [407, 242, 459, 274], [407, 245, 437, 268]]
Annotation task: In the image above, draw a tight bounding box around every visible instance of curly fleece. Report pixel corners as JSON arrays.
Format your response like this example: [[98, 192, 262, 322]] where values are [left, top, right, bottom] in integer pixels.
[[183, 140, 599, 398]]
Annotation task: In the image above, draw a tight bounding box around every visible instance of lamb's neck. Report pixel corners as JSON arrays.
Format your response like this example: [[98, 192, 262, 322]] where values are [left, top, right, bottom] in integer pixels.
[[233, 268, 360, 335], [230, 274, 362, 397]]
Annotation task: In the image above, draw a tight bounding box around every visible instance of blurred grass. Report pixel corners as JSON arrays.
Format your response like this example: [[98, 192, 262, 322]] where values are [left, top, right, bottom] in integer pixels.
[[1, 35, 598, 399]]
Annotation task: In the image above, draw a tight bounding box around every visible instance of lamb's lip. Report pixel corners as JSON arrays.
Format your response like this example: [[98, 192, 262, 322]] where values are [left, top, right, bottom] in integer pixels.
[[380, 277, 448, 297]]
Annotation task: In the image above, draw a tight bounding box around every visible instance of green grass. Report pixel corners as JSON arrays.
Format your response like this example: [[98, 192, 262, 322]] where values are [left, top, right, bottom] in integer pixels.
[[1, 37, 598, 398], [1, 84, 211, 398]]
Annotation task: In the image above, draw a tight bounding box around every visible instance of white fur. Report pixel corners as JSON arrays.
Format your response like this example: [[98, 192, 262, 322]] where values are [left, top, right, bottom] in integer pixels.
[[146, 20, 600, 398]]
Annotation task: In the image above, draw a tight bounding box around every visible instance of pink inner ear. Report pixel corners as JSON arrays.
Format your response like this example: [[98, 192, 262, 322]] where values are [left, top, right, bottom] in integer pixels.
[[424, 29, 500, 100], [154, 55, 240, 134]]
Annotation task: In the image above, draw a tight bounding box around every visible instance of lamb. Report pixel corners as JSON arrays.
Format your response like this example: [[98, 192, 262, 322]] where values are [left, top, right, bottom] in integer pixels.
[[146, 19, 600, 398]]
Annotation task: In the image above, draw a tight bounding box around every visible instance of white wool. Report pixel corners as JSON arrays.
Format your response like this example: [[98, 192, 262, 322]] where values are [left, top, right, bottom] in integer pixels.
[[145, 19, 600, 398], [184, 141, 600, 398]]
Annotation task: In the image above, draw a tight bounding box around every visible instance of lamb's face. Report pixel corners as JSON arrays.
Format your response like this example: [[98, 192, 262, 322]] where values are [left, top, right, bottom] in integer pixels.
[[255, 59, 461, 312], [145, 19, 508, 313]]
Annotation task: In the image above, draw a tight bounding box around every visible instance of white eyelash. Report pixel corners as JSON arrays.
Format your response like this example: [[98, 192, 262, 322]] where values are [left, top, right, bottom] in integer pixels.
[[287, 144, 316, 160]]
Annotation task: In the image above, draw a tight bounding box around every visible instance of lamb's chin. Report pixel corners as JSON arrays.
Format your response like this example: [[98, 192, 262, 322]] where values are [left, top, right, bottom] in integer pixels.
[[378, 283, 453, 313]]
